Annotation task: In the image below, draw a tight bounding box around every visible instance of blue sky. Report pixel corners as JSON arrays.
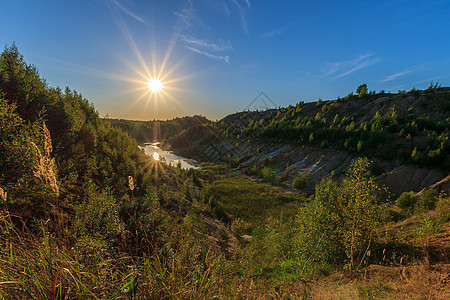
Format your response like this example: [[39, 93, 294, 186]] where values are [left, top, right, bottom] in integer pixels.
[[2, 0, 450, 120]]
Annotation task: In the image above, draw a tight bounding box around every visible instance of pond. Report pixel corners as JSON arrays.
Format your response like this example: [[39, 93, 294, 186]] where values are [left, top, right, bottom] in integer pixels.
[[140, 143, 199, 170]]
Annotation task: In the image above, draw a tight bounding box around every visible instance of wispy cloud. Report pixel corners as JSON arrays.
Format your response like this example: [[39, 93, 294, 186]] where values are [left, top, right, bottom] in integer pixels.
[[173, 0, 196, 32], [326, 54, 380, 79], [220, 1, 231, 16], [301, 53, 380, 85], [231, 0, 251, 33], [380, 69, 416, 82], [173, 0, 240, 64], [262, 23, 294, 39], [110, 0, 150, 26], [388, 76, 444, 91], [181, 36, 233, 52], [186, 46, 230, 63]]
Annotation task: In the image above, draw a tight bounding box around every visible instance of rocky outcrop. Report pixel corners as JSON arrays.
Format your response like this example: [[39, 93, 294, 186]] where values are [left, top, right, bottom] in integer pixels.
[[376, 166, 448, 197], [165, 88, 449, 198], [417, 175, 450, 196]]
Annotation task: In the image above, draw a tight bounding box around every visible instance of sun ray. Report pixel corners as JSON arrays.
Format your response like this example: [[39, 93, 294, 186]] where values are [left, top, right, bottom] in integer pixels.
[[105, 2, 199, 121]]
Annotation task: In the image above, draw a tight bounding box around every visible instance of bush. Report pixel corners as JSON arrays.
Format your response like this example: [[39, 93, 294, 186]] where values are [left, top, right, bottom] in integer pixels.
[[435, 197, 450, 221], [296, 158, 381, 269], [261, 167, 276, 183], [292, 173, 311, 190], [396, 191, 417, 214], [415, 189, 439, 213]]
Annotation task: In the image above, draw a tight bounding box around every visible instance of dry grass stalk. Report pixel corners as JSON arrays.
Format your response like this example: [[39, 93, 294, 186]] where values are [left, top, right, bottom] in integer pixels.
[[31, 121, 59, 196], [0, 187, 6, 202], [128, 176, 135, 191]]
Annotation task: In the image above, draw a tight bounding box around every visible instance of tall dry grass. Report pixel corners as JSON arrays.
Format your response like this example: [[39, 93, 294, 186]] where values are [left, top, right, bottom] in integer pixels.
[[30, 121, 59, 196], [0, 187, 6, 203]]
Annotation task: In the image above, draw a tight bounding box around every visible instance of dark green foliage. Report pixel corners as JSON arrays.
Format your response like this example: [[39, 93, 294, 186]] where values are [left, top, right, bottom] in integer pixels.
[[397, 189, 441, 216], [207, 86, 449, 170], [0, 44, 48, 122], [396, 191, 417, 214], [0, 45, 157, 202], [261, 166, 276, 183], [292, 173, 310, 190], [119, 186, 167, 255], [356, 84, 368, 98], [415, 189, 440, 213], [108, 115, 209, 144]]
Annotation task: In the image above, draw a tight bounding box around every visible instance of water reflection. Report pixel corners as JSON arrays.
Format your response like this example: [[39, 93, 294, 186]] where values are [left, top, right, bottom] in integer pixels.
[[141, 144, 199, 170], [153, 152, 160, 161]]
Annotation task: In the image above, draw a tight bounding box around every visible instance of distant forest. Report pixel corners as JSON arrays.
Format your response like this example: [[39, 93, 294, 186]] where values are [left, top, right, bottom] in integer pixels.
[[108, 116, 208, 144]]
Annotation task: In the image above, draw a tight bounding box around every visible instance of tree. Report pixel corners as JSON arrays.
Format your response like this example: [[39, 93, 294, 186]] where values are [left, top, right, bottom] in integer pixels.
[[296, 157, 381, 269], [356, 84, 368, 98]]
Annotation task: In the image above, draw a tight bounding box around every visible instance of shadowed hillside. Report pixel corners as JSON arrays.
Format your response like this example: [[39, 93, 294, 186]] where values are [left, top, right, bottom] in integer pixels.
[[108, 115, 209, 144], [163, 86, 450, 198]]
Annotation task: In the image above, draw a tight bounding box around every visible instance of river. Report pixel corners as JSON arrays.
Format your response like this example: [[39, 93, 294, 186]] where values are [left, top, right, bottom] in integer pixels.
[[140, 143, 199, 170]]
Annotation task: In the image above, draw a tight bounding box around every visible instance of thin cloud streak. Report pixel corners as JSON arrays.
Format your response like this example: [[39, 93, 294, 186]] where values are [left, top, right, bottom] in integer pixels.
[[262, 23, 294, 39], [181, 36, 233, 52], [231, 0, 250, 33], [174, 0, 236, 63], [110, 0, 150, 26], [388, 76, 445, 91], [186, 46, 230, 63], [333, 54, 380, 78], [380, 69, 415, 82], [301, 54, 380, 85], [173, 0, 195, 33]]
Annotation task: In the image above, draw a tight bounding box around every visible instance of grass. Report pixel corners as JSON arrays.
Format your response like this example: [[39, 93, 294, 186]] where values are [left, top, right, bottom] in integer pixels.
[[203, 173, 303, 223], [1, 191, 449, 299], [0, 211, 227, 299]]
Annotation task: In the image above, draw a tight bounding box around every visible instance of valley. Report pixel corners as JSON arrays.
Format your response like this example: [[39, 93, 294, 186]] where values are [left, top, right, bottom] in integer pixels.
[[0, 45, 449, 299]]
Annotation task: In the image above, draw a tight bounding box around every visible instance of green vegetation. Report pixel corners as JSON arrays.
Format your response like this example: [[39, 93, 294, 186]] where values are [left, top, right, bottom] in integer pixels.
[[1, 45, 449, 298], [213, 84, 449, 170], [356, 83, 368, 98], [396, 189, 444, 216], [108, 115, 208, 144], [292, 172, 311, 190], [297, 158, 382, 270]]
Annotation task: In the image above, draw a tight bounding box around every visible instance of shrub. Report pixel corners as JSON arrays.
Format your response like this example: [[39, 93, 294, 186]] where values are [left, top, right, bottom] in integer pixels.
[[261, 166, 276, 183], [292, 173, 311, 190], [296, 158, 381, 270], [435, 197, 450, 221], [415, 189, 439, 213], [396, 191, 417, 214]]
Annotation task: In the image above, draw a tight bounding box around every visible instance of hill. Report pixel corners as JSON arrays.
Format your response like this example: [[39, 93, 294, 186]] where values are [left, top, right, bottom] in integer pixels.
[[108, 115, 208, 144], [163, 87, 450, 198]]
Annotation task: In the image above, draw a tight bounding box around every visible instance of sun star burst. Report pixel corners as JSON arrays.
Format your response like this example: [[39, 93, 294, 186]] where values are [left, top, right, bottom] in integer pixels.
[[148, 78, 163, 93]]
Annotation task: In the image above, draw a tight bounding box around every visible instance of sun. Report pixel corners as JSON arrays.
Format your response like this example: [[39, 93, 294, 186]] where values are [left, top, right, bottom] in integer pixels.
[[147, 78, 163, 93], [153, 152, 160, 160]]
